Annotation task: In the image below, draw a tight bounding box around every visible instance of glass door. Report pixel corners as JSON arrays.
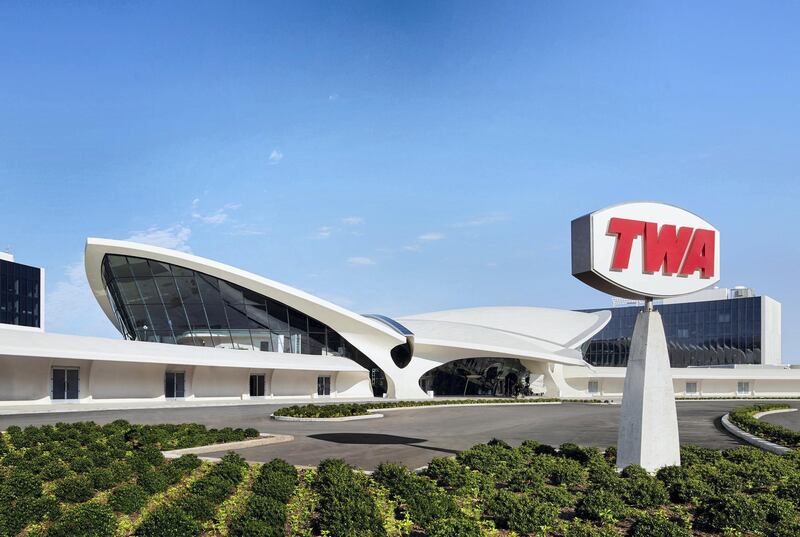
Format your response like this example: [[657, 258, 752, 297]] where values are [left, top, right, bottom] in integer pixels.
[[317, 376, 331, 396], [249, 374, 265, 397], [165, 371, 185, 398], [52, 368, 79, 400]]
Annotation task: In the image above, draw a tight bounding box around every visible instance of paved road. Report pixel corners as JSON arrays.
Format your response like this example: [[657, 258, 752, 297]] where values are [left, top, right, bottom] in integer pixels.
[[3, 400, 796, 469], [760, 408, 800, 431]]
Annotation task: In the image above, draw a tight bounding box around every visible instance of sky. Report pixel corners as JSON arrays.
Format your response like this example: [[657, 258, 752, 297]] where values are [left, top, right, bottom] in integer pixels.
[[1, 2, 798, 361]]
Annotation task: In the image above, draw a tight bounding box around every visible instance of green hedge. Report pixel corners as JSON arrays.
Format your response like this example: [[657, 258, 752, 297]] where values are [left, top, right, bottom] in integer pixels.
[[728, 403, 800, 448], [273, 397, 603, 418]]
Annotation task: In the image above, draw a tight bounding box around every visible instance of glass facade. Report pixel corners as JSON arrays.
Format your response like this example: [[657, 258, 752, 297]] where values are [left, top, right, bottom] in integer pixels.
[[419, 358, 531, 396], [0, 259, 41, 328], [580, 297, 762, 367], [101, 254, 387, 394]]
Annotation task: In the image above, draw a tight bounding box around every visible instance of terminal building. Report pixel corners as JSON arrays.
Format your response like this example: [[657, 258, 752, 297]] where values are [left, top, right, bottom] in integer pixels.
[[0, 238, 797, 406]]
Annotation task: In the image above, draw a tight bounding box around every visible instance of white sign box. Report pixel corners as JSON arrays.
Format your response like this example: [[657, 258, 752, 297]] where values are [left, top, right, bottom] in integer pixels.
[[572, 202, 720, 300]]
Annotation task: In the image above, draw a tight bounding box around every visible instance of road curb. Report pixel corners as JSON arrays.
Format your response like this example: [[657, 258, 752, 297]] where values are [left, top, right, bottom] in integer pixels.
[[720, 412, 793, 455], [161, 433, 294, 458], [271, 413, 384, 422]]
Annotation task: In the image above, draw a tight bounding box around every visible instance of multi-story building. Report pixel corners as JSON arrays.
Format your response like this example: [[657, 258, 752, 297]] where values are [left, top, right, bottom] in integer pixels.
[[579, 287, 781, 368], [0, 252, 44, 330]]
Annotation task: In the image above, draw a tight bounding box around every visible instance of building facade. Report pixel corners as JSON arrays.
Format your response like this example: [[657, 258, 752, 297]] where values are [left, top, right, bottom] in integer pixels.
[[0, 239, 797, 406], [580, 288, 781, 368], [0, 252, 44, 330]]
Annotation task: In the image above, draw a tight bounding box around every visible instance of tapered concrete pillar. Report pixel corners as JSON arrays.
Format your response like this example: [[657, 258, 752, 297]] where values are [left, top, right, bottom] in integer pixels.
[[616, 303, 681, 472]]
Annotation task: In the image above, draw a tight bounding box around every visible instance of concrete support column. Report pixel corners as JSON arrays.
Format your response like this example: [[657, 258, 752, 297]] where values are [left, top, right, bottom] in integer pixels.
[[616, 303, 681, 472]]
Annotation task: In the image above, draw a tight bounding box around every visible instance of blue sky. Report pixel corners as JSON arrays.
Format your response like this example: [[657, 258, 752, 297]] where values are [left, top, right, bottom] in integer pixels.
[[1, 2, 798, 361]]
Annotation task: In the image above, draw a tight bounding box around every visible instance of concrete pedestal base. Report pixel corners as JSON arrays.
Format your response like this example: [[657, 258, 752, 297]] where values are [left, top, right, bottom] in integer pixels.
[[616, 308, 681, 472]]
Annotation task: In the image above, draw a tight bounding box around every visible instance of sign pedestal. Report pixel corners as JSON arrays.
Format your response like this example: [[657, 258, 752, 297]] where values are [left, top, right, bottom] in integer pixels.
[[615, 300, 681, 472]]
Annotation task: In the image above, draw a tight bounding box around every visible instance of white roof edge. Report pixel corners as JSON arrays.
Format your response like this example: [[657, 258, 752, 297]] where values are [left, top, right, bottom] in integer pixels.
[[84, 238, 403, 343], [0, 329, 366, 372]]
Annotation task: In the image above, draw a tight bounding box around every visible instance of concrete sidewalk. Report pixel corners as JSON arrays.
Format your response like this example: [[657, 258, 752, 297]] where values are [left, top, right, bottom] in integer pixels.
[[0, 397, 386, 416]]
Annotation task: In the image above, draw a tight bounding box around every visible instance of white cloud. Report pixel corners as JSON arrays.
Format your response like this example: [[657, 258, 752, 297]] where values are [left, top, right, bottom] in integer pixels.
[[403, 244, 422, 252], [46, 261, 120, 338], [328, 93, 339, 102], [347, 256, 375, 266], [341, 216, 363, 226], [269, 149, 284, 164], [418, 232, 445, 241], [126, 225, 192, 253], [313, 226, 333, 239], [191, 201, 241, 225], [453, 213, 510, 228], [228, 224, 267, 236]]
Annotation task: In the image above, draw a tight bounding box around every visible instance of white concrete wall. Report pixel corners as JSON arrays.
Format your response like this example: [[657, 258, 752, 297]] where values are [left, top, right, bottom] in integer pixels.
[[762, 296, 782, 365], [270, 370, 319, 397], [0, 356, 51, 401], [192, 366, 248, 399], [91, 362, 164, 399], [335, 371, 373, 398]]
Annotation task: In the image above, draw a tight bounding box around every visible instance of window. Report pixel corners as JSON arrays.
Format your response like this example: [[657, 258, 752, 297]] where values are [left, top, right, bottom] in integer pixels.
[[52, 368, 79, 400], [101, 254, 385, 395], [165, 371, 185, 398], [685, 382, 698, 396], [588, 381, 600, 395], [317, 376, 331, 396], [737, 381, 751, 396], [249, 374, 266, 397]]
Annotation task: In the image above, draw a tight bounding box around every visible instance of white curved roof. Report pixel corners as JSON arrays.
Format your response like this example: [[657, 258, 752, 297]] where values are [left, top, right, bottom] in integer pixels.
[[398, 306, 611, 350], [84, 238, 405, 345]]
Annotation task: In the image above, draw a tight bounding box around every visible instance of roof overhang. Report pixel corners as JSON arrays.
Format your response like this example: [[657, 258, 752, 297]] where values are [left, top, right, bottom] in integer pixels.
[[84, 238, 405, 345], [0, 327, 366, 372]]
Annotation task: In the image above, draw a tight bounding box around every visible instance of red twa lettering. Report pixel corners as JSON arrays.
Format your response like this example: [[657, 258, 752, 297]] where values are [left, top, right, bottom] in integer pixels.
[[607, 217, 715, 278]]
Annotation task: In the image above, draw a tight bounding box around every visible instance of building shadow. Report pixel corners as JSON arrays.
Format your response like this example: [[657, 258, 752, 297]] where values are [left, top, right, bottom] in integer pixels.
[[308, 432, 460, 455]]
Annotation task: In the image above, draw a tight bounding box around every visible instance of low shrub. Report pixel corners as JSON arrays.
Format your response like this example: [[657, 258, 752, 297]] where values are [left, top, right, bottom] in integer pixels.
[[315, 459, 386, 537], [4, 469, 43, 498], [48, 501, 118, 537], [575, 488, 627, 524], [455, 442, 525, 481], [109, 483, 149, 514], [134, 505, 200, 537], [174, 493, 218, 521], [251, 458, 298, 503], [549, 455, 587, 486], [629, 511, 691, 537], [373, 462, 459, 528], [272, 397, 600, 418], [229, 496, 286, 537], [54, 474, 95, 503], [88, 467, 117, 491], [695, 492, 768, 533], [623, 475, 669, 508], [562, 519, 621, 536], [426, 517, 482, 537], [728, 404, 800, 448], [138, 469, 169, 494], [656, 465, 712, 504], [169, 454, 202, 473], [41, 459, 70, 480]]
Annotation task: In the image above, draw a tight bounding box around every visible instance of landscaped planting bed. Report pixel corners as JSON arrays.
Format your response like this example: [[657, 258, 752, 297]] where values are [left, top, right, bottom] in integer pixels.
[[0, 420, 257, 537], [4, 420, 800, 536], [272, 398, 604, 418], [728, 404, 800, 448]]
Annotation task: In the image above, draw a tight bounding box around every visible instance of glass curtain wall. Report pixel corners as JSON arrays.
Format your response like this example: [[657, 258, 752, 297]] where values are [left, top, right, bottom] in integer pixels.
[[0, 259, 41, 328], [419, 358, 531, 397], [101, 254, 367, 362], [580, 297, 762, 367]]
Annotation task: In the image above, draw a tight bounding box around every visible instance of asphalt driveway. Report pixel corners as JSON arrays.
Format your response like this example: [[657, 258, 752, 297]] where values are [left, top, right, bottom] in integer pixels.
[[2, 399, 794, 470]]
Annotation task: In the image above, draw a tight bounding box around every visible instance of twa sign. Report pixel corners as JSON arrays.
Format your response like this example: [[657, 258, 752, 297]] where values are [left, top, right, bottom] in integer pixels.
[[572, 202, 720, 299]]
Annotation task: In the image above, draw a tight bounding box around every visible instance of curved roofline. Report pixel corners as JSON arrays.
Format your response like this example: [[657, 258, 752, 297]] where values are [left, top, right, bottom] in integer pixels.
[[84, 238, 405, 344]]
